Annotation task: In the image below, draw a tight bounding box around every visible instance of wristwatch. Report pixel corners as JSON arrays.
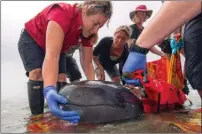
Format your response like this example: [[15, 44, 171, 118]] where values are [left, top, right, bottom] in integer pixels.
[[130, 43, 149, 55]]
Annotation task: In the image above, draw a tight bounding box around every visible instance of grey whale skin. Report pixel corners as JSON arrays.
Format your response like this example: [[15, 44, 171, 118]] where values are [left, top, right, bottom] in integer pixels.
[[59, 80, 142, 123]]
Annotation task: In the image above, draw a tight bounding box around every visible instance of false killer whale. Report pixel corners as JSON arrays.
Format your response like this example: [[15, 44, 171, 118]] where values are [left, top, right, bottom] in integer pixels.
[[59, 80, 143, 123]]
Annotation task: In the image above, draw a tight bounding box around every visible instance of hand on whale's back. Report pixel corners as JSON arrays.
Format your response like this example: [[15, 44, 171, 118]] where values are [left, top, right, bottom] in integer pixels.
[[59, 80, 142, 123]]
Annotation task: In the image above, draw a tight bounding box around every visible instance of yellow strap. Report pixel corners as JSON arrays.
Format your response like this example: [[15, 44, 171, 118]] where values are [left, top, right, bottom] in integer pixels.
[[167, 51, 179, 83]]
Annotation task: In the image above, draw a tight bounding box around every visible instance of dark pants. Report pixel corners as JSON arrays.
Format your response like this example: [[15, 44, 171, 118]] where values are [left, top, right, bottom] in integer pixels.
[[104, 65, 120, 79], [65, 55, 82, 82], [184, 14, 202, 90], [18, 29, 82, 81], [18, 29, 66, 76]]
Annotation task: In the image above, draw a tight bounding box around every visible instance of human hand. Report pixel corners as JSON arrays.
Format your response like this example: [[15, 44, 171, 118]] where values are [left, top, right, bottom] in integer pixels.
[[43, 86, 80, 123], [122, 44, 148, 86]]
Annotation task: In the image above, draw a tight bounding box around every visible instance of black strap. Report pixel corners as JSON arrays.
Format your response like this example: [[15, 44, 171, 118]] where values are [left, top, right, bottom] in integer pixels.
[[130, 43, 149, 55]]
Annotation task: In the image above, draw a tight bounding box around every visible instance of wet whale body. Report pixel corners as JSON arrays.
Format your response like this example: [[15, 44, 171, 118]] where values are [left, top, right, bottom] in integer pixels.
[[59, 80, 143, 123]]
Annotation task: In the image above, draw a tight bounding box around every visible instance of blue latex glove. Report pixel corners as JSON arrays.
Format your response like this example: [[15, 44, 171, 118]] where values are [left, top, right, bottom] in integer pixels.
[[122, 52, 146, 86], [170, 38, 183, 54], [43, 85, 80, 123]]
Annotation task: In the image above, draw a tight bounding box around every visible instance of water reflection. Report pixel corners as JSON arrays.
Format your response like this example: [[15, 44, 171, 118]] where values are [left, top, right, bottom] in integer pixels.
[[1, 61, 201, 133], [24, 109, 201, 133]]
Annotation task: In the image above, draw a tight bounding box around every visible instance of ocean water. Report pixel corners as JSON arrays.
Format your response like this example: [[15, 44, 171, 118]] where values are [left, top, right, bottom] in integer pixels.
[[1, 51, 201, 133]]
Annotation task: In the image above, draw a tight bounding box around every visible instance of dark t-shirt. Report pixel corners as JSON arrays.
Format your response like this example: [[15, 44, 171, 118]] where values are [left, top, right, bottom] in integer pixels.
[[93, 37, 129, 69], [130, 24, 144, 40], [184, 14, 202, 89]]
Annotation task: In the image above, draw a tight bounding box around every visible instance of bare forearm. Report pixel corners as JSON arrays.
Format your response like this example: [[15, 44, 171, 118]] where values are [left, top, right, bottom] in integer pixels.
[[43, 21, 64, 87], [42, 58, 58, 87], [150, 46, 164, 56], [83, 63, 95, 80], [93, 56, 103, 69], [136, 1, 201, 48]]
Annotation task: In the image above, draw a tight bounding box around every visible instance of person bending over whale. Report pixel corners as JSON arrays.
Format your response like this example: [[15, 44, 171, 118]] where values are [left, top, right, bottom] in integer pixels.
[[93, 25, 132, 83], [18, 1, 113, 123], [93, 25, 165, 84]]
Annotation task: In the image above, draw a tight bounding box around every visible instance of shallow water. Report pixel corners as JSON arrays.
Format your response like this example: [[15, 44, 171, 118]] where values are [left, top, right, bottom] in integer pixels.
[[1, 78, 201, 133], [1, 54, 201, 133]]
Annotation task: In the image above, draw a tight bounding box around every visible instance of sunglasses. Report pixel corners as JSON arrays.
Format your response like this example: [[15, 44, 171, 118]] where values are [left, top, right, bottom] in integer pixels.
[[89, 4, 112, 18]]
